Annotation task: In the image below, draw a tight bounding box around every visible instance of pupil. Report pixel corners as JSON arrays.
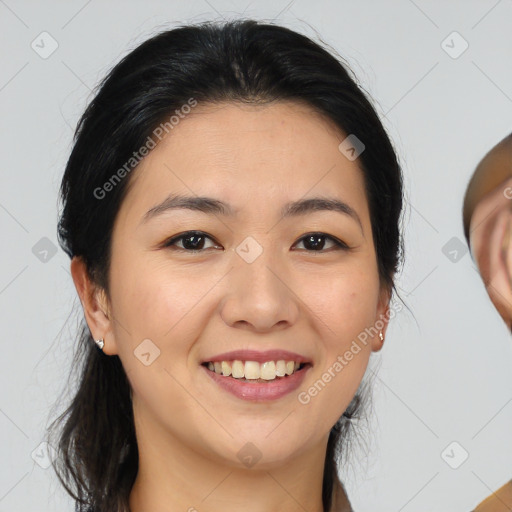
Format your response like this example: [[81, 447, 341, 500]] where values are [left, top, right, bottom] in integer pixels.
[[184, 234, 203, 250], [305, 235, 324, 250]]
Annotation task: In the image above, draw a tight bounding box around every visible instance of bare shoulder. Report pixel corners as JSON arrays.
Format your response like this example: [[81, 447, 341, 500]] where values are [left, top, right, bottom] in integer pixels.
[[473, 480, 512, 512]]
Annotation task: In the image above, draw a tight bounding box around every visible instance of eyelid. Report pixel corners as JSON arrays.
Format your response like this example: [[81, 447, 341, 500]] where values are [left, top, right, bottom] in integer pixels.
[[162, 230, 350, 253], [162, 231, 220, 251], [292, 232, 350, 251]]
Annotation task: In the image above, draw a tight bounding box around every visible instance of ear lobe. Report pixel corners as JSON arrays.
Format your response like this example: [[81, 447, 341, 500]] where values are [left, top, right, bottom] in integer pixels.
[[371, 285, 392, 353], [70, 256, 116, 353]]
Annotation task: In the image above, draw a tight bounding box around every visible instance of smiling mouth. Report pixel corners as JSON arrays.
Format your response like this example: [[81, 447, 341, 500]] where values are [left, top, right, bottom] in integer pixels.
[[201, 360, 311, 383]]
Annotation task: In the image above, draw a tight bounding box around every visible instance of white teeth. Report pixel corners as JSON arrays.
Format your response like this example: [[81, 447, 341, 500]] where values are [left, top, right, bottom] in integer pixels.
[[276, 360, 287, 377], [244, 361, 260, 380], [260, 361, 276, 380], [206, 359, 305, 380], [231, 360, 244, 379], [221, 361, 232, 376]]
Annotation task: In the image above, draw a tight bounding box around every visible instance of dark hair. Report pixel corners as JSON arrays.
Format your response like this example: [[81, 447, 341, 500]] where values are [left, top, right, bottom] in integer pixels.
[[47, 18, 404, 512]]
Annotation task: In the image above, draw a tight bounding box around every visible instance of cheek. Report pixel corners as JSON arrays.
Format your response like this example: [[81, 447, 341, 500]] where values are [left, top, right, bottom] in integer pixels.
[[305, 269, 378, 388], [303, 266, 380, 336], [108, 259, 210, 401], [111, 259, 207, 342]]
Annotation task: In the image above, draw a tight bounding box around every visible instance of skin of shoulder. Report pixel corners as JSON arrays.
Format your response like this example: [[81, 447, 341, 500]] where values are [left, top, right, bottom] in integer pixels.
[[474, 480, 512, 512]]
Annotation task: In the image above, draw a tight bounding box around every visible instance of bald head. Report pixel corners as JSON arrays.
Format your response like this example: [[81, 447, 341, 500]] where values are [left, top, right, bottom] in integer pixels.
[[463, 133, 512, 331], [463, 133, 512, 244]]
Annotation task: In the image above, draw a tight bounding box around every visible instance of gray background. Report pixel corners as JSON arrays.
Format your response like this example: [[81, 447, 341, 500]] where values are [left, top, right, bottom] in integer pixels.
[[1, 1, 511, 510]]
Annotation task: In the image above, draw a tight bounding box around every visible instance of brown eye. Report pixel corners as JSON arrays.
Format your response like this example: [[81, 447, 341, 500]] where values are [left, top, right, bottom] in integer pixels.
[[164, 231, 220, 252], [293, 233, 349, 252], [162, 231, 348, 254]]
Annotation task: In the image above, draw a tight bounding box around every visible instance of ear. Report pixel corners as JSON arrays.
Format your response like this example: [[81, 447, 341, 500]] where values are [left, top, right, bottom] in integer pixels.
[[371, 284, 393, 353], [70, 256, 119, 355]]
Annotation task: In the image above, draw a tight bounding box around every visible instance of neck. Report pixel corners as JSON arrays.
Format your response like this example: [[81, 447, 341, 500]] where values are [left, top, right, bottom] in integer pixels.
[[128, 401, 330, 512]]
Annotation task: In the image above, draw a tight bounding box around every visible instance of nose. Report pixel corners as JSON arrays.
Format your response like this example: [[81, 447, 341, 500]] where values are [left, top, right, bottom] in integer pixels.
[[219, 245, 300, 333]]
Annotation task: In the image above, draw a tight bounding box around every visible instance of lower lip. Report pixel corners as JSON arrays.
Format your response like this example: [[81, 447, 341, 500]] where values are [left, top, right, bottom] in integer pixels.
[[201, 364, 311, 401]]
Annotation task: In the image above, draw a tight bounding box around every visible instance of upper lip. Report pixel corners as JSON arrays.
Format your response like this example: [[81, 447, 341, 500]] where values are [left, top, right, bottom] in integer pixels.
[[201, 349, 312, 365]]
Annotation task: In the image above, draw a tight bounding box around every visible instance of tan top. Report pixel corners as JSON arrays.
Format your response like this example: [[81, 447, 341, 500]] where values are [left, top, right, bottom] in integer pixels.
[[331, 476, 512, 511], [473, 480, 512, 511]]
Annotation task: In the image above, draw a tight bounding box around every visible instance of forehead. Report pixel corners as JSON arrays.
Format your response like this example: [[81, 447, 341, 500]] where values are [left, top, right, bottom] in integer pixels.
[[119, 101, 370, 224]]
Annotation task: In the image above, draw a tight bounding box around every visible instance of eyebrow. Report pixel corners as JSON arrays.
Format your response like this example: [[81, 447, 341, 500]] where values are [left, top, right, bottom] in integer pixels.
[[141, 193, 363, 232]]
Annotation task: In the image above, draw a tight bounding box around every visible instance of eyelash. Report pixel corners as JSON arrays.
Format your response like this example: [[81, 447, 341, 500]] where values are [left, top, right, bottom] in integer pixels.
[[162, 230, 349, 253]]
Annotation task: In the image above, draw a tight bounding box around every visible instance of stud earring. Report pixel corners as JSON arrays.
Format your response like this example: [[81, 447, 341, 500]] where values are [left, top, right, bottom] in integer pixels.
[[379, 331, 384, 342], [95, 338, 105, 350]]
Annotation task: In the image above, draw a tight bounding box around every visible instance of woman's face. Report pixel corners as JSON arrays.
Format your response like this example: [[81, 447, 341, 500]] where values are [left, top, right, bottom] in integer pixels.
[[102, 101, 389, 469]]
